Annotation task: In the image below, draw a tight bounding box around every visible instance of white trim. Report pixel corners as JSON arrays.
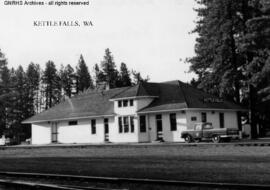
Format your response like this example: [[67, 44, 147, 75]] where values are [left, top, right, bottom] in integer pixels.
[[138, 108, 248, 114], [23, 114, 115, 124], [138, 109, 186, 114], [109, 96, 158, 101], [186, 108, 248, 111]]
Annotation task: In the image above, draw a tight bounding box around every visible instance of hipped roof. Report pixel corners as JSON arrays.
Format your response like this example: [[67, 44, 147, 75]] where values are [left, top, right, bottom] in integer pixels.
[[23, 80, 245, 124]]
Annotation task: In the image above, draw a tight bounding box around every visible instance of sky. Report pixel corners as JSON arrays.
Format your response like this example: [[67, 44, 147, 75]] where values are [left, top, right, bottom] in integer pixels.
[[0, 0, 198, 83]]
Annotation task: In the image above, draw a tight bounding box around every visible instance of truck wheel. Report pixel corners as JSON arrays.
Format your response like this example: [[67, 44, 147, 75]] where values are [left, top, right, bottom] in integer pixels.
[[212, 135, 221, 143], [184, 135, 193, 143]]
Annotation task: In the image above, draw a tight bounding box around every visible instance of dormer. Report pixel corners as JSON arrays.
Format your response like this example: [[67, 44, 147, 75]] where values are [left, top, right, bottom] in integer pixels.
[[110, 82, 159, 115]]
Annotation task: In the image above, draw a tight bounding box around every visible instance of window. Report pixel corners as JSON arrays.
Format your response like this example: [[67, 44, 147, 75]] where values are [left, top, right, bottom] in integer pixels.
[[118, 101, 122, 107], [140, 115, 146, 132], [118, 116, 135, 133], [130, 116, 135, 133], [118, 99, 133, 107], [68, 120, 78, 126], [156, 115, 163, 132], [191, 116, 197, 121], [91, 119, 96, 134], [219, 113, 224, 128], [203, 123, 213, 129], [118, 117, 123, 133], [170, 113, 177, 131], [123, 100, 128, 107], [201, 112, 207, 122], [123, 116, 129, 133]]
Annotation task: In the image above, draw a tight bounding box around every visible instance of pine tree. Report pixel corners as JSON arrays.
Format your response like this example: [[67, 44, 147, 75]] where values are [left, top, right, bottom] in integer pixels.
[[60, 64, 75, 97], [189, 0, 270, 138], [118, 62, 131, 87], [26, 63, 40, 115], [243, 0, 270, 101], [189, 0, 253, 102], [0, 49, 6, 71], [0, 50, 10, 136], [241, 0, 270, 137], [131, 70, 150, 85], [10, 66, 30, 141], [76, 55, 94, 93], [94, 63, 105, 86], [100, 49, 119, 88], [42, 61, 61, 109], [0, 50, 17, 137]]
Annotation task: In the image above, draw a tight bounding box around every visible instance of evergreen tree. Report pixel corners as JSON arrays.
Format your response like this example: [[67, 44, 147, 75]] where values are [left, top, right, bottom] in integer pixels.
[[118, 62, 131, 87], [76, 55, 94, 93], [42, 61, 61, 109], [188, 0, 250, 103], [0, 51, 18, 138], [0, 49, 7, 71], [26, 63, 40, 115], [94, 63, 105, 86], [241, 0, 270, 137], [60, 64, 75, 97], [189, 0, 270, 138], [100, 48, 119, 88], [242, 0, 270, 101], [0, 50, 10, 136], [10, 66, 30, 141], [131, 70, 150, 85]]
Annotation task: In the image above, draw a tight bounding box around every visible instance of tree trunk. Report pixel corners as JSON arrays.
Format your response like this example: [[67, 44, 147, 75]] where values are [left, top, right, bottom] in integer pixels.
[[249, 84, 258, 139]]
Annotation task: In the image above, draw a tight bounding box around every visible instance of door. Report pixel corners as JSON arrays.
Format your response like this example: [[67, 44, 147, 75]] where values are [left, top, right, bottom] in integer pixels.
[[104, 118, 109, 142], [51, 122, 58, 143], [156, 115, 163, 140]]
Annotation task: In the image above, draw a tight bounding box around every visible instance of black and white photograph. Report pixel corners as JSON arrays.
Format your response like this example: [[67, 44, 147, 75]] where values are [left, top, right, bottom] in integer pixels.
[[0, 0, 270, 189]]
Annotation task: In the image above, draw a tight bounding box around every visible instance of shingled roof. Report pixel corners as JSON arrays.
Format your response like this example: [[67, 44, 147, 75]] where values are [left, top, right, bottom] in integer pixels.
[[22, 87, 129, 124], [23, 80, 245, 123], [110, 82, 160, 99], [138, 81, 245, 113]]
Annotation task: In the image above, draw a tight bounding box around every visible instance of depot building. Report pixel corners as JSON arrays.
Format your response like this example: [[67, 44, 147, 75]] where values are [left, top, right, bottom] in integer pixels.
[[23, 80, 245, 145]]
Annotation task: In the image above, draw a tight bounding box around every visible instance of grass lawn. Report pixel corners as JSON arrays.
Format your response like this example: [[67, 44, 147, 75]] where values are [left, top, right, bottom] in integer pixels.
[[0, 144, 270, 185]]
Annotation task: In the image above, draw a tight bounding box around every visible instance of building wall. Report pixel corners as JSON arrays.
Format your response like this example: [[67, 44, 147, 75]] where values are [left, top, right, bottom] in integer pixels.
[[114, 101, 136, 116], [31, 109, 239, 144], [57, 118, 107, 144], [32, 122, 51, 144], [111, 97, 154, 143], [224, 112, 238, 129], [109, 116, 139, 142], [186, 110, 238, 129], [146, 110, 238, 142], [114, 98, 154, 116], [148, 111, 187, 142], [31, 117, 114, 145]]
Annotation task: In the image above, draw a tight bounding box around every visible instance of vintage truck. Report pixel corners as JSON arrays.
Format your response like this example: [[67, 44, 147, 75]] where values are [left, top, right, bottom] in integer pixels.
[[181, 122, 239, 143]]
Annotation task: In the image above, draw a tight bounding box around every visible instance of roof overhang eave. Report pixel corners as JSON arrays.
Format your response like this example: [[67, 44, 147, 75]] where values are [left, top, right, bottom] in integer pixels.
[[22, 114, 116, 124], [109, 96, 158, 101], [138, 108, 248, 114]]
